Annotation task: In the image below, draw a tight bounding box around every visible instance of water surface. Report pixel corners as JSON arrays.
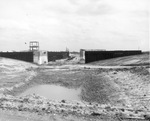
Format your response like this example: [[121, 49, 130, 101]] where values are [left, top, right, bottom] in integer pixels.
[[20, 84, 81, 101]]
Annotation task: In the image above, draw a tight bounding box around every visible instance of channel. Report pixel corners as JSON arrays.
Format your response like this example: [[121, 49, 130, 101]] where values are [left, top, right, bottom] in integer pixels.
[[20, 84, 81, 101]]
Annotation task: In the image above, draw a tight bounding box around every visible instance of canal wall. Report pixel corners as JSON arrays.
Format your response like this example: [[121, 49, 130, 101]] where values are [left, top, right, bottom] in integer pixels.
[[0, 52, 33, 62], [48, 51, 69, 61], [85, 50, 142, 63]]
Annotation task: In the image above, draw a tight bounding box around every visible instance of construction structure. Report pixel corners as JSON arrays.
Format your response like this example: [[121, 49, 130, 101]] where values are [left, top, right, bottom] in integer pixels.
[[29, 41, 39, 51], [29, 41, 48, 64], [0, 41, 69, 65]]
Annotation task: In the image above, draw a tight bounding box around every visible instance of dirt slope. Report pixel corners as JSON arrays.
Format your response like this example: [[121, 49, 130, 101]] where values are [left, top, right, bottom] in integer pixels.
[[0, 57, 37, 94], [0, 55, 150, 121], [0, 57, 37, 71]]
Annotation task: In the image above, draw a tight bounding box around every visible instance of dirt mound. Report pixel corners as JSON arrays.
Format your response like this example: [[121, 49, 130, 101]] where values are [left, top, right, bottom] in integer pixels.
[[0, 57, 37, 72], [0, 57, 37, 94]]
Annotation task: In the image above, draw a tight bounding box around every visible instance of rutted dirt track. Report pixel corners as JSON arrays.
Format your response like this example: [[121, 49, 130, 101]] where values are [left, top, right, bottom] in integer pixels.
[[0, 53, 150, 121]]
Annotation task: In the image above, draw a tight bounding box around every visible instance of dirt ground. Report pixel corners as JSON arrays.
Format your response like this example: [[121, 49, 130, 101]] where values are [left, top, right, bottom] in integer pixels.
[[0, 53, 150, 121]]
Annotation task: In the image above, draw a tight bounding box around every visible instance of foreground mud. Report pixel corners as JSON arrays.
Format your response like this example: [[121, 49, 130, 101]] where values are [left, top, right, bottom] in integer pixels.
[[0, 66, 149, 120], [0, 94, 150, 121]]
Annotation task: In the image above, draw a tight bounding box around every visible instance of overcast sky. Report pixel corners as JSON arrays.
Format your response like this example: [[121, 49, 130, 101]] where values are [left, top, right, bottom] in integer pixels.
[[0, 0, 149, 51]]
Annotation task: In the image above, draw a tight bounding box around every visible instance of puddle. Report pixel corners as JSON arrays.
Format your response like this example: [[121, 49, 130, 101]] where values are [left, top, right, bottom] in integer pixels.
[[20, 85, 81, 101]]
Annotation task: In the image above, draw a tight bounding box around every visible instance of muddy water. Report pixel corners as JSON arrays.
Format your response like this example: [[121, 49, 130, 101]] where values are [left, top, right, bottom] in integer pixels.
[[20, 85, 81, 101]]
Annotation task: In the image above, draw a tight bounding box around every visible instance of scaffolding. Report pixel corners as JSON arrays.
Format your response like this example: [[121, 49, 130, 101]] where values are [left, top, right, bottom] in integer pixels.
[[29, 41, 39, 51]]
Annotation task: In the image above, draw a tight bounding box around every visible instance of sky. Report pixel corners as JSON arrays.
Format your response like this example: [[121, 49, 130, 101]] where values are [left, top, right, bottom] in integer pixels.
[[0, 0, 149, 51]]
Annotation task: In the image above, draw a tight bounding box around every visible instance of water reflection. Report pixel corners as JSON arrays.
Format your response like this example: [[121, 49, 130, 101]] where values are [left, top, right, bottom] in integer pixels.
[[20, 85, 81, 101]]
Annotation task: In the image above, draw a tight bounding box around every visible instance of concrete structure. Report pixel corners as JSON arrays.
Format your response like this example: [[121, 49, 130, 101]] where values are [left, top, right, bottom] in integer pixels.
[[0, 41, 69, 64], [33, 51, 48, 65], [80, 49, 142, 63]]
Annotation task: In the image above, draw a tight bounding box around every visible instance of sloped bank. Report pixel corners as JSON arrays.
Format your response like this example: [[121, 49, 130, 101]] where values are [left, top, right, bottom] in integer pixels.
[[0, 57, 38, 95], [81, 66, 150, 111]]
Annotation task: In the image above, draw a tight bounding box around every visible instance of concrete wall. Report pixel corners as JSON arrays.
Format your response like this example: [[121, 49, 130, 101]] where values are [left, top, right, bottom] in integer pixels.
[[80, 49, 85, 60], [85, 50, 142, 63], [0, 51, 69, 64], [48, 51, 69, 62], [80, 49, 106, 60], [33, 51, 48, 64], [0, 52, 33, 62]]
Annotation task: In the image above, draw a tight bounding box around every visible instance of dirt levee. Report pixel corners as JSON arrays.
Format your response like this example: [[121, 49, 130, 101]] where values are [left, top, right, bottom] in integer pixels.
[[0, 57, 37, 94]]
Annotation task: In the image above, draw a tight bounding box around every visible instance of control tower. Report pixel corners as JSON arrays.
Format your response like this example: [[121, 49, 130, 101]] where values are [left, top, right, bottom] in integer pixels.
[[29, 41, 39, 51]]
